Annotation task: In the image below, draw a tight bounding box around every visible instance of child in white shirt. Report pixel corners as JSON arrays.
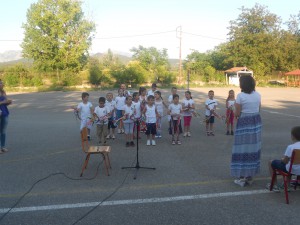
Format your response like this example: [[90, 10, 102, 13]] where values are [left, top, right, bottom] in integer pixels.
[[105, 92, 116, 139], [115, 88, 126, 134], [182, 91, 195, 137], [155, 91, 167, 138], [94, 97, 110, 145], [122, 96, 135, 147], [168, 94, 183, 145], [132, 92, 141, 139], [73, 92, 93, 140], [143, 95, 158, 146], [205, 90, 218, 136]]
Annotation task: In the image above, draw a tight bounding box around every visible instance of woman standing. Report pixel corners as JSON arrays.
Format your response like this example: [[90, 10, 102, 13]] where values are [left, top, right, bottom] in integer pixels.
[[231, 76, 262, 186], [0, 80, 12, 154]]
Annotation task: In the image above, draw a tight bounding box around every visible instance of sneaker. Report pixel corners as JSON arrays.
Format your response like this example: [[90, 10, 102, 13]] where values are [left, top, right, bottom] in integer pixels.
[[187, 132, 191, 137], [245, 177, 254, 185], [172, 140, 176, 145], [130, 141, 135, 147], [126, 142, 130, 147], [158, 135, 162, 138], [152, 140, 156, 146], [183, 132, 187, 137], [147, 140, 151, 146], [1, 147, 8, 152], [177, 140, 181, 145], [234, 178, 246, 187], [117, 129, 121, 134], [210, 132, 215, 136], [111, 135, 115, 140], [106, 135, 111, 139], [266, 183, 280, 193], [226, 131, 230, 135], [121, 129, 125, 134], [155, 135, 159, 138], [206, 132, 210, 136], [231, 131, 234, 135]]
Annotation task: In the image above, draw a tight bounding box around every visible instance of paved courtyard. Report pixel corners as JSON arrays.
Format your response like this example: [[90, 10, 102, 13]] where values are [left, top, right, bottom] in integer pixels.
[[0, 87, 299, 225]]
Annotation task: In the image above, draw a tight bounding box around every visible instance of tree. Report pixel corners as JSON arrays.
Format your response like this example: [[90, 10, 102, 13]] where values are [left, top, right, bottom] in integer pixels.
[[130, 46, 170, 82], [22, 0, 95, 73], [227, 4, 282, 79]]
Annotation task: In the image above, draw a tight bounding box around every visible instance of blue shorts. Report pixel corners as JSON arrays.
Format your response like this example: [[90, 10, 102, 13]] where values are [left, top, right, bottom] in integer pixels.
[[206, 116, 215, 124], [116, 110, 123, 119], [271, 160, 287, 173], [145, 123, 156, 135]]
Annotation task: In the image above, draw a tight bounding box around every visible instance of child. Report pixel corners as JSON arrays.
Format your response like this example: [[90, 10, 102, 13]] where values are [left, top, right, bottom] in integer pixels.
[[74, 92, 93, 140], [94, 97, 110, 145], [168, 87, 178, 104], [132, 92, 141, 138], [139, 87, 147, 132], [154, 91, 167, 138], [205, 90, 218, 136], [226, 90, 235, 135], [143, 95, 158, 146], [105, 92, 116, 139], [115, 88, 126, 134], [266, 126, 300, 192], [167, 87, 178, 122], [168, 94, 183, 145], [147, 83, 157, 97], [122, 96, 135, 147], [182, 91, 195, 137]]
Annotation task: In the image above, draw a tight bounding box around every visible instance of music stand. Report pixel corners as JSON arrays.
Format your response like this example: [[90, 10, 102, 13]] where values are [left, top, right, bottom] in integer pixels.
[[122, 119, 156, 179]]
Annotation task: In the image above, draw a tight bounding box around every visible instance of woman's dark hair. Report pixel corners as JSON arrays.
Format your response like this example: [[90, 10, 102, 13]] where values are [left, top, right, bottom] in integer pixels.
[[239, 75, 255, 94], [155, 90, 163, 100], [291, 126, 300, 141]]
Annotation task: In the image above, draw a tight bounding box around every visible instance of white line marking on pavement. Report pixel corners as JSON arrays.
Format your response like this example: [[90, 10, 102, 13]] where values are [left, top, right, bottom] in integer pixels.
[[0, 189, 270, 214], [262, 109, 300, 118]]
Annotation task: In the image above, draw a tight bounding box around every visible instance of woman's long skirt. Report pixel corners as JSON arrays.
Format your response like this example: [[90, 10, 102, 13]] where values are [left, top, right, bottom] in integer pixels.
[[231, 113, 262, 178]]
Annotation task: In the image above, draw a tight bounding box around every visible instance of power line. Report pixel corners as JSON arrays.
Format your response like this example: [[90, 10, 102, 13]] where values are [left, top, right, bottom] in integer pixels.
[[182, 31, 226, 41]]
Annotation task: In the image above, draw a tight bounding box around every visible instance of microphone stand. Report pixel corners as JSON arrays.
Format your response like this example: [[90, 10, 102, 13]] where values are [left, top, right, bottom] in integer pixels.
[[122, 119, 156, 179]]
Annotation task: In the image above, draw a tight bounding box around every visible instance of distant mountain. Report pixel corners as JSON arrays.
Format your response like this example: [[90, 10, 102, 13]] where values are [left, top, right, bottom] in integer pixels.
[[0, 50, 23, 62], [0, 50, 179, 67]]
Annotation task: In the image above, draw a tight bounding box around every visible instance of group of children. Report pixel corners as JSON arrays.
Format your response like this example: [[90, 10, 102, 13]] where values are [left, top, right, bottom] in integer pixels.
[[73, 84, 239, 147]]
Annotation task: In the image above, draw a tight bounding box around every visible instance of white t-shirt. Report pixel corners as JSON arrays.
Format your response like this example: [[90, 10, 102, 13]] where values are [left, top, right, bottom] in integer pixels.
[[285, 141, 300, 175], [145, 104, 157, 123], [182, 98, 195, 116], [168, 103, 182, 120], [115, 96, 126, 110], [155, 99, 164, 116], [236, 91, 261, 113], [227, 100, 235, 110], [94, 106, 110, 124], [105, 100, 116, 117], [205, 99, 218, 116], [122, 104, 135, 123], [132, 101, 141, 118], [77, 102, 93, 120], [147, 89, 156, 97], [168, 95, 174, 104]]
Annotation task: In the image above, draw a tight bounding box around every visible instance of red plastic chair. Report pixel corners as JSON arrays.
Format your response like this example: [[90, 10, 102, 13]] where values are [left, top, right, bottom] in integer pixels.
[[269, 149, 300, 204]]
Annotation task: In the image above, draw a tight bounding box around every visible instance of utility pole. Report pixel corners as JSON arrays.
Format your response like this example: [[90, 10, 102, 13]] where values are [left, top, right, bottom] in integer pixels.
[[176, 26, 182, 84]]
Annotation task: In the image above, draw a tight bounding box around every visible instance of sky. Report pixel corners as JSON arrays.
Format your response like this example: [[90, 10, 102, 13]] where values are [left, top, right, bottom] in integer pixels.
[[0, 0, 299, 59]]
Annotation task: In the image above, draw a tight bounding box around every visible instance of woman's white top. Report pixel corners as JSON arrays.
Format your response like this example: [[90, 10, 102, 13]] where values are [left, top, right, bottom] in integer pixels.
[[236, 91, 261, 113]]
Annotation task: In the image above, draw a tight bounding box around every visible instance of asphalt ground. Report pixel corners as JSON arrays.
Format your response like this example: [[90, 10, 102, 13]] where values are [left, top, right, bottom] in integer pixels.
[[0, 87, 300, 225]]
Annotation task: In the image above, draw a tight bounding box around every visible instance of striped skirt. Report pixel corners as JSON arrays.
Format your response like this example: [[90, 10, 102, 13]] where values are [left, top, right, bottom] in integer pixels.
[[231, 113, 262, 178]]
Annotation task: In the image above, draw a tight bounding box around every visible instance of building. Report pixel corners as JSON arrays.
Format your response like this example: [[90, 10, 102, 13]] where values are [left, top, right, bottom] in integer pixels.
[[224, 67, 253, 86]]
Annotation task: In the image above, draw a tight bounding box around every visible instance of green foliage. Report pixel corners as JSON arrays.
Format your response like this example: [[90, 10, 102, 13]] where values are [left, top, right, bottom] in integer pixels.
[[130, 46, 170, 79], [22, 0, 95, 73]]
